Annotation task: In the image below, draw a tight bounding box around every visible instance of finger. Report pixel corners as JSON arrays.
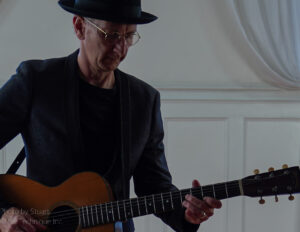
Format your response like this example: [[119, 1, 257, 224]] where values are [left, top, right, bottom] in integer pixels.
[[183, 200, 214, 219], [12, 228, 24, 232], [18, 218, 37, 232], [203, 197, 222, 209], [184, 195, 214, 216], [185, 208, 208, 224], [192, 179, 201, 188], [24, 215, 46, 231]]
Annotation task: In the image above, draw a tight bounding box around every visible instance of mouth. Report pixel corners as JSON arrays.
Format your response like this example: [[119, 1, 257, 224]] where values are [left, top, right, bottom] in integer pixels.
[[108, 54, 120, 61]]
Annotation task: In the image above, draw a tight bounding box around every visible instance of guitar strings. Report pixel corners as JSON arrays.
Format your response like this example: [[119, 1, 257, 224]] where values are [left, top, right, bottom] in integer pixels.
[[41, 178, 281, 230], [48, 181, 249, 221], [45, 178, 276, 225], [41, 182, 243, 225], [38, 179, 283, 232], [46, 181, 240, 218]]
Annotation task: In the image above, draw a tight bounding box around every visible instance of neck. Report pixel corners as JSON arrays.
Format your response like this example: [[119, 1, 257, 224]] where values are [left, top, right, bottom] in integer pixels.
[[78, 180, 241, 228], [77, 51, 115, 89]]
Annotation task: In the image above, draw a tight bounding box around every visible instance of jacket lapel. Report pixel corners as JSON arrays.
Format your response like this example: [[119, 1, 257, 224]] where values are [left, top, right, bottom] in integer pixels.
[[115, 70, 131, 199], [63, 50, 85, 170]]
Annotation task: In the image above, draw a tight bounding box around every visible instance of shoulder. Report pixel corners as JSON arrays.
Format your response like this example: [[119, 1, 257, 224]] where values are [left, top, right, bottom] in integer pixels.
[[116, 69, 159, 100], [14, 50, 78, 85], [16, 55, 67, 76]]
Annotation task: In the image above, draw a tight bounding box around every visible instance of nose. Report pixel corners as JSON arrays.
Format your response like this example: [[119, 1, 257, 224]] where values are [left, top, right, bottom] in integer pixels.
[[113, 36, 128, 53]]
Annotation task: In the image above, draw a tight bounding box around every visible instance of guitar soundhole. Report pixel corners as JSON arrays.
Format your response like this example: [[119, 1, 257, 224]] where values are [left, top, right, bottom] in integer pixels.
[[47, 205, 79, 232]]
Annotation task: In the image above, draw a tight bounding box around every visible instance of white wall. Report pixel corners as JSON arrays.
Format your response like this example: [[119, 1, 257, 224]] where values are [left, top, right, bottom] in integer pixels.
[[0, 0, 276, 89], [1, 1, 300, 232]]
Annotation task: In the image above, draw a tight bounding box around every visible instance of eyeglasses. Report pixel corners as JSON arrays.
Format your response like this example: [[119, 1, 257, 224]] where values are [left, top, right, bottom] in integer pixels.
[[85, 18, 141, 46]]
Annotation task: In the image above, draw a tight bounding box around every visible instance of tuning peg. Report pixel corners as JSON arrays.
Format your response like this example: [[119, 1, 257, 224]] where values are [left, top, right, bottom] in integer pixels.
[[275, 195, 279, 202], [289, 195, 295, 201], [268, 167, 275, 172], [282, 164, 288, 169], [253, 169, 260, 175], [259, 197, 265, 204]]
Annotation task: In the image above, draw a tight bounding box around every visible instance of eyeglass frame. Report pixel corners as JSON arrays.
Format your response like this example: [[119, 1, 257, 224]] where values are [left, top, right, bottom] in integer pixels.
[[84, 18, 141, 46]]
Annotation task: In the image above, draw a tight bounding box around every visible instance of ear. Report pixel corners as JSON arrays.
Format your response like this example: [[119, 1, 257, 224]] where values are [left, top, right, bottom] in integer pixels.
[[73, 16, 85, 40]]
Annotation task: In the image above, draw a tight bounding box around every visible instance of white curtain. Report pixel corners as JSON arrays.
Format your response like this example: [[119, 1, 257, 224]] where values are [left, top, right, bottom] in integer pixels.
[[232, 0, 300, 88]]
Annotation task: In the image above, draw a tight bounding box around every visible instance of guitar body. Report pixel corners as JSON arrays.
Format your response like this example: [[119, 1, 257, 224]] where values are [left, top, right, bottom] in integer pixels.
[[0, 172, 115, 232], [1, 166, 299, 231]]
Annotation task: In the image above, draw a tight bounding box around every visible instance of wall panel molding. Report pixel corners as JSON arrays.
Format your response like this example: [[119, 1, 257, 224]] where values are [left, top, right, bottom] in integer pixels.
[[156, 88, 300, 232], [1, 86, 300, 231], [159, 88, 300, 102]]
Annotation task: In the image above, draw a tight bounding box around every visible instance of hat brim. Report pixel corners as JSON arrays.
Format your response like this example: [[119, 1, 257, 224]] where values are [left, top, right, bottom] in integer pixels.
[[58, 0, 158, 24]]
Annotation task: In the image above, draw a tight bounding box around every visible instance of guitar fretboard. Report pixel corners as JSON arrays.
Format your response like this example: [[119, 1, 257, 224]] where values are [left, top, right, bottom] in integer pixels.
[[79, 180, 241, 228]]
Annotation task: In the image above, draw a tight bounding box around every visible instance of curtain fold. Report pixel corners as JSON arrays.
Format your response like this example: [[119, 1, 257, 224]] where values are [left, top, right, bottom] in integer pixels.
[[232, 0, 300, 88]]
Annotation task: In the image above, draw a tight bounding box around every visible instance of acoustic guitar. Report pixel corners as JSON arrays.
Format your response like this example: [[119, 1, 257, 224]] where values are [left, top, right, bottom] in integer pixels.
[[0, 165, 299, 232]]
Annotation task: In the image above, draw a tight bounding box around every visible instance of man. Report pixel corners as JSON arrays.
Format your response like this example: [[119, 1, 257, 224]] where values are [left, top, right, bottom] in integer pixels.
[[0, 0, 222, 231]]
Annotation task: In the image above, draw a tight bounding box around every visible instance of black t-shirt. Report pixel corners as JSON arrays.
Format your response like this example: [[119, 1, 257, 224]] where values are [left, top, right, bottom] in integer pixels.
[[79, 77, 118, 176]]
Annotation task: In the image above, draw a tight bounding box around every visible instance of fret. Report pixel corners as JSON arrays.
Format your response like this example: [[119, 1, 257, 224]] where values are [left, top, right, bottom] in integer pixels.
[[111, 201, 119, 222], [212, 185, 216, 198], [122, 200, 126, 219], [152, 195, 156, 213], [161, 193, 164, 211], [136, 198, 141, 216], [227, 181, 241, 198], [200, 186, 204, 199], [170, 192, 174, 209], [105, 203, 109, 223], [134, 197, 146, 216], [144, 197, 148, 214], [181, 189, 190, 202], [100, 204, 104, 224], [85, 206, 90, 226], [145, 195, 155, 214], [90, 206, 94, 226], [117, 200, 126, 221], [130, 198, 139, 217], [160, 192, 173, 212], [190, 188, 192, 195], [124, 200, 131, 218], [129, 199, 134, 217], [110, 202, 115, 222], [117, 201, 121, 221], [225, 182, 229, 198], [95, 205, 99, 225]]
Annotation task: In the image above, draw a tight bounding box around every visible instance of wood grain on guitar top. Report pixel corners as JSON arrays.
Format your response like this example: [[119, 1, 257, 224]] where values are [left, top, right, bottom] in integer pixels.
[[0, 172, 115, 232]]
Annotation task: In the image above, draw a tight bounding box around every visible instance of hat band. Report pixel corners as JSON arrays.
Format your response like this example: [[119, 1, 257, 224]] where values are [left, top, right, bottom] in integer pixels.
[[75, 0, 142, 18]]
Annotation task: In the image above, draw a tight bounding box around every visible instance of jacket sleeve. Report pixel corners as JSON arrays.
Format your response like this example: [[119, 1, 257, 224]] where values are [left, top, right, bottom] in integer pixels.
[[0, 62, 33, 149], [133, 91, 199, 232], [0, 62, 32, 217]]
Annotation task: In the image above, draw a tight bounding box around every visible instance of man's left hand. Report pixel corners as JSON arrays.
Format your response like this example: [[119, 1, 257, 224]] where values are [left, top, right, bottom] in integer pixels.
[[182, 180, 222, 224]]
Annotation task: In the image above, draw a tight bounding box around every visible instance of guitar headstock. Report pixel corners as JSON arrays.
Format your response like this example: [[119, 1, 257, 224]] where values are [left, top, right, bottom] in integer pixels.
[[242, 165, 300, 203]]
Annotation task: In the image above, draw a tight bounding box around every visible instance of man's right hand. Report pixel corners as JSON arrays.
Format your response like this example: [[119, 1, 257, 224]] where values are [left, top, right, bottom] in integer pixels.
[[0, 207, 46, 232]]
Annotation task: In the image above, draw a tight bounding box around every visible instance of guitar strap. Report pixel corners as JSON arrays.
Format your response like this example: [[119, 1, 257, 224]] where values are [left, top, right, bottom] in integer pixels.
[[6, 147, 25, 174]]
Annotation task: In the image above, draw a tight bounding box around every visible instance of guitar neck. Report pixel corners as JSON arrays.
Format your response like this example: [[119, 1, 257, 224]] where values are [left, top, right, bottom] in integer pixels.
[[79, 180, 241, 228]]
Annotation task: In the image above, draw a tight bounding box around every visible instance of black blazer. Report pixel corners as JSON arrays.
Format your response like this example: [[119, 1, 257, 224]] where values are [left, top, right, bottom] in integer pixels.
[[0, 50, 199, 232]]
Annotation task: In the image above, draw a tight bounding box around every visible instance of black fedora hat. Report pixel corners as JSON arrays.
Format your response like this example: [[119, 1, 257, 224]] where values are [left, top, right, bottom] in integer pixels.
[[58, 0, 158, 24]]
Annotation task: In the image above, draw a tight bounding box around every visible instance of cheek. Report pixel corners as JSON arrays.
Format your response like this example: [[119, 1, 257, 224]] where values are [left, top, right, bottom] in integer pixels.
[[120, 46, 129, 59]]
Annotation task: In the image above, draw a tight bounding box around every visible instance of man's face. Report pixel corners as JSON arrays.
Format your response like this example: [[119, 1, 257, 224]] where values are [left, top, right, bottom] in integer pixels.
[[79, 17, 137, 73]]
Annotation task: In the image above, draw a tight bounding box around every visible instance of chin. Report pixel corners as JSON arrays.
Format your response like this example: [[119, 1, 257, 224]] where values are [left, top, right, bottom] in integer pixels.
[[105, 61, 120, 71]]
